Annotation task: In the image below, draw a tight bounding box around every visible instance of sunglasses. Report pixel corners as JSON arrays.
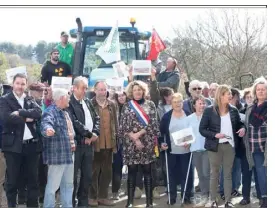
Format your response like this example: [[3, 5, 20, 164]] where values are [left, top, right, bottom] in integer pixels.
[[193, 87, 202, 91], [225, 135, 232, 140]]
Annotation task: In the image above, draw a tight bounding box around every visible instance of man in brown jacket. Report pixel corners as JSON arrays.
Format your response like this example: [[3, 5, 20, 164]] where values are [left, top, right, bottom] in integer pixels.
[[89, 81, 118, 207]]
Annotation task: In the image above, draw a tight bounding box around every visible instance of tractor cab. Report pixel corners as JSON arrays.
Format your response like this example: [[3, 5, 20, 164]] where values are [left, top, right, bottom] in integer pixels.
[[70, 18, 151, 88]]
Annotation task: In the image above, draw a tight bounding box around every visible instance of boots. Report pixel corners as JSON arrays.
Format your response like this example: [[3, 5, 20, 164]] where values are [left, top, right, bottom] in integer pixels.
[[125, 173, 136, 208], [144, 175, 153, 208]]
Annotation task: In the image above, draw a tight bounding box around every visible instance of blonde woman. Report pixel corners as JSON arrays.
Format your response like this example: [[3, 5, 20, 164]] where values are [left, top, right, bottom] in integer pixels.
[[243, 77, 267, 208], [118, 81, 160, 208], [199, 85, 246, 208], [159, 93, 194, 205]]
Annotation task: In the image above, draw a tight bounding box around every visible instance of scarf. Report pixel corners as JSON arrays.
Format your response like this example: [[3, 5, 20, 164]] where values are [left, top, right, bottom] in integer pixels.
[[133, 98, 145, 105], [249, 101, 267, 128]]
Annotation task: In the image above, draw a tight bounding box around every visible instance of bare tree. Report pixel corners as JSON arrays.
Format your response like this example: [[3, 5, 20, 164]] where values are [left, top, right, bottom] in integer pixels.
[[164, 9, 267, 88]]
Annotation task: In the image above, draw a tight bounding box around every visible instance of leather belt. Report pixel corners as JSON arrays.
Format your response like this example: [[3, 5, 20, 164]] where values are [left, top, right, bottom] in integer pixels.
[[221, 142, 230, 144]]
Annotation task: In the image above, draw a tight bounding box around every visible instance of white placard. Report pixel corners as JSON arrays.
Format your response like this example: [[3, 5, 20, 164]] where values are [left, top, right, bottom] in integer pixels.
[[112, 61, 127, 78], [171, 127, 196, 146], [6, 66, 27, 84], [132, 60, 151, 76], [51, 76, 72, 91], [106, 77, 124, 93]]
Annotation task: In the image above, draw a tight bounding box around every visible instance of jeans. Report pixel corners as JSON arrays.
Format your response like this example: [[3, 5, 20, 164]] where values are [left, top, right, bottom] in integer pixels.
[[219, 156, 241, 194], [112, 147, 123, 193], [167, 153, 194, 201], [192, 151, 210, 196], [43, 163, 74, 208], [240, 151, 261, 199], [253, 152, 267, 198]]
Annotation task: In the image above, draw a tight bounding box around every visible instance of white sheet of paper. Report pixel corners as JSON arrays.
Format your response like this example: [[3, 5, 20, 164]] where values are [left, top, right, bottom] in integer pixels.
[[106, 77, 124, 93], [6, 66, 27, 84], [112, 61, 127, 78], [132, 60, 151, 76], [51, 76, 72, 91], [171, 127, 196, 146]]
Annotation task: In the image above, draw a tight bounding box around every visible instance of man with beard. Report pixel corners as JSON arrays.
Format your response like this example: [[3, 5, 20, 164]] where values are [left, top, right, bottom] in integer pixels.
[[56, 31, 74, 68], [41, 49, 72, 85]]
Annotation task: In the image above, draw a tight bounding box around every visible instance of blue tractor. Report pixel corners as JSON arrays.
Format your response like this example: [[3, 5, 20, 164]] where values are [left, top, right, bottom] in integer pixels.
[[70, 18, 151, 88]]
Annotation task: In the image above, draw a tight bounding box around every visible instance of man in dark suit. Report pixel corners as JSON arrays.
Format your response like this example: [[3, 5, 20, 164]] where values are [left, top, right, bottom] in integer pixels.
[[68, 76, 100, 208], [0, 73, 42, 207]]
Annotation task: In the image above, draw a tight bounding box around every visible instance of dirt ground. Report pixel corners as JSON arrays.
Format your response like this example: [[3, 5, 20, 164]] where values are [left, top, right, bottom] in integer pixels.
[[1, 174, 261, 208]]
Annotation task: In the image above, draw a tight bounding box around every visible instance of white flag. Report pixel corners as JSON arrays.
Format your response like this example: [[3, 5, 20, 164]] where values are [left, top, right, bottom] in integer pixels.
[[96, 21, 121, 64]]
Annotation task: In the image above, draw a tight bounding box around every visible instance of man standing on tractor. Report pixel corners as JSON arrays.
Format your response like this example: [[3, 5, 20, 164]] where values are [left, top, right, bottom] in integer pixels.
[[56, 31, 74, 68]]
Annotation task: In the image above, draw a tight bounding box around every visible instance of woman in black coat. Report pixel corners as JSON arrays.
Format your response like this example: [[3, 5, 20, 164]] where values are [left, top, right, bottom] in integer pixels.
[[199, 85, 245, 208]]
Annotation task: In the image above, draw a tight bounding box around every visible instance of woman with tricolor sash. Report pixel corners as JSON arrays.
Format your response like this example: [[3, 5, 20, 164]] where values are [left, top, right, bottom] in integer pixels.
[[118, 80, 160, 208]]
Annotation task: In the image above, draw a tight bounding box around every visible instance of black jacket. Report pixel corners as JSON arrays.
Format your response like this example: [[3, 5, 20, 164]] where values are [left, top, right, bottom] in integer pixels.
[[199, 105, 245, 152], [67, 95, 100, 145], [0, 92, 42, 153]]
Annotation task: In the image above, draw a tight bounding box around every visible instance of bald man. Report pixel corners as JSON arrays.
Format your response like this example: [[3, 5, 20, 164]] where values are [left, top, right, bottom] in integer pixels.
[[157, 57, 180, 92], [89, 81, 118, 207]]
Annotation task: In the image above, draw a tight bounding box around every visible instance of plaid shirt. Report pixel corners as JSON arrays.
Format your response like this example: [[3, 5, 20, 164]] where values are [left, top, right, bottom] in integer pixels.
[[248, 122, 267, 153], [41, 104, 74, 165]]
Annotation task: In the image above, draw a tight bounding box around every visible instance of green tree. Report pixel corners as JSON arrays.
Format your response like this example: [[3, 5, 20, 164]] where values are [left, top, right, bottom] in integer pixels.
[[0, 52, 10, 83], [34, 40, 47, 64]]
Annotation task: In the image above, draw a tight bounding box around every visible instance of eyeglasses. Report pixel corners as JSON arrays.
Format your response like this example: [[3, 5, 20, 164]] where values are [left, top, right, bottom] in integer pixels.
[[192, 88, 202, 91]]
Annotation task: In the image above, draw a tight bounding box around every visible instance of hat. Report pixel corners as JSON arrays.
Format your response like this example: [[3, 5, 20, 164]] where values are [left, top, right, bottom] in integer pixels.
[[61, 31, 69, 37], [29, 82, 46, 92]]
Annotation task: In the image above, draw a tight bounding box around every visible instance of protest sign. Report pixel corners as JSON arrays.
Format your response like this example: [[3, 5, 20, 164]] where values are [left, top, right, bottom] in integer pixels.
[[132, 60, 151, 76], [171, 127, 196, 146], [112, 61, 127, 78], [106, 77, 124, 93], [51, 76, 72, 91]]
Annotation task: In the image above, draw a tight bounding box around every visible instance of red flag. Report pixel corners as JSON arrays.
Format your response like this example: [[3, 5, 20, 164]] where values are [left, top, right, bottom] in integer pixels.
[[146, 29, 166, 60]]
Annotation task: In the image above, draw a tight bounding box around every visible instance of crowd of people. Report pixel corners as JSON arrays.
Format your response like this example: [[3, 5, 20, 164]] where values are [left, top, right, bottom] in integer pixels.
[[0, 31, 267, 208]]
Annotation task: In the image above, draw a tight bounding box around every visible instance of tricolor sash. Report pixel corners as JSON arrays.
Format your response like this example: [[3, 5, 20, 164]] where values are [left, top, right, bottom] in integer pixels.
[[128, 100, 150, 126]]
